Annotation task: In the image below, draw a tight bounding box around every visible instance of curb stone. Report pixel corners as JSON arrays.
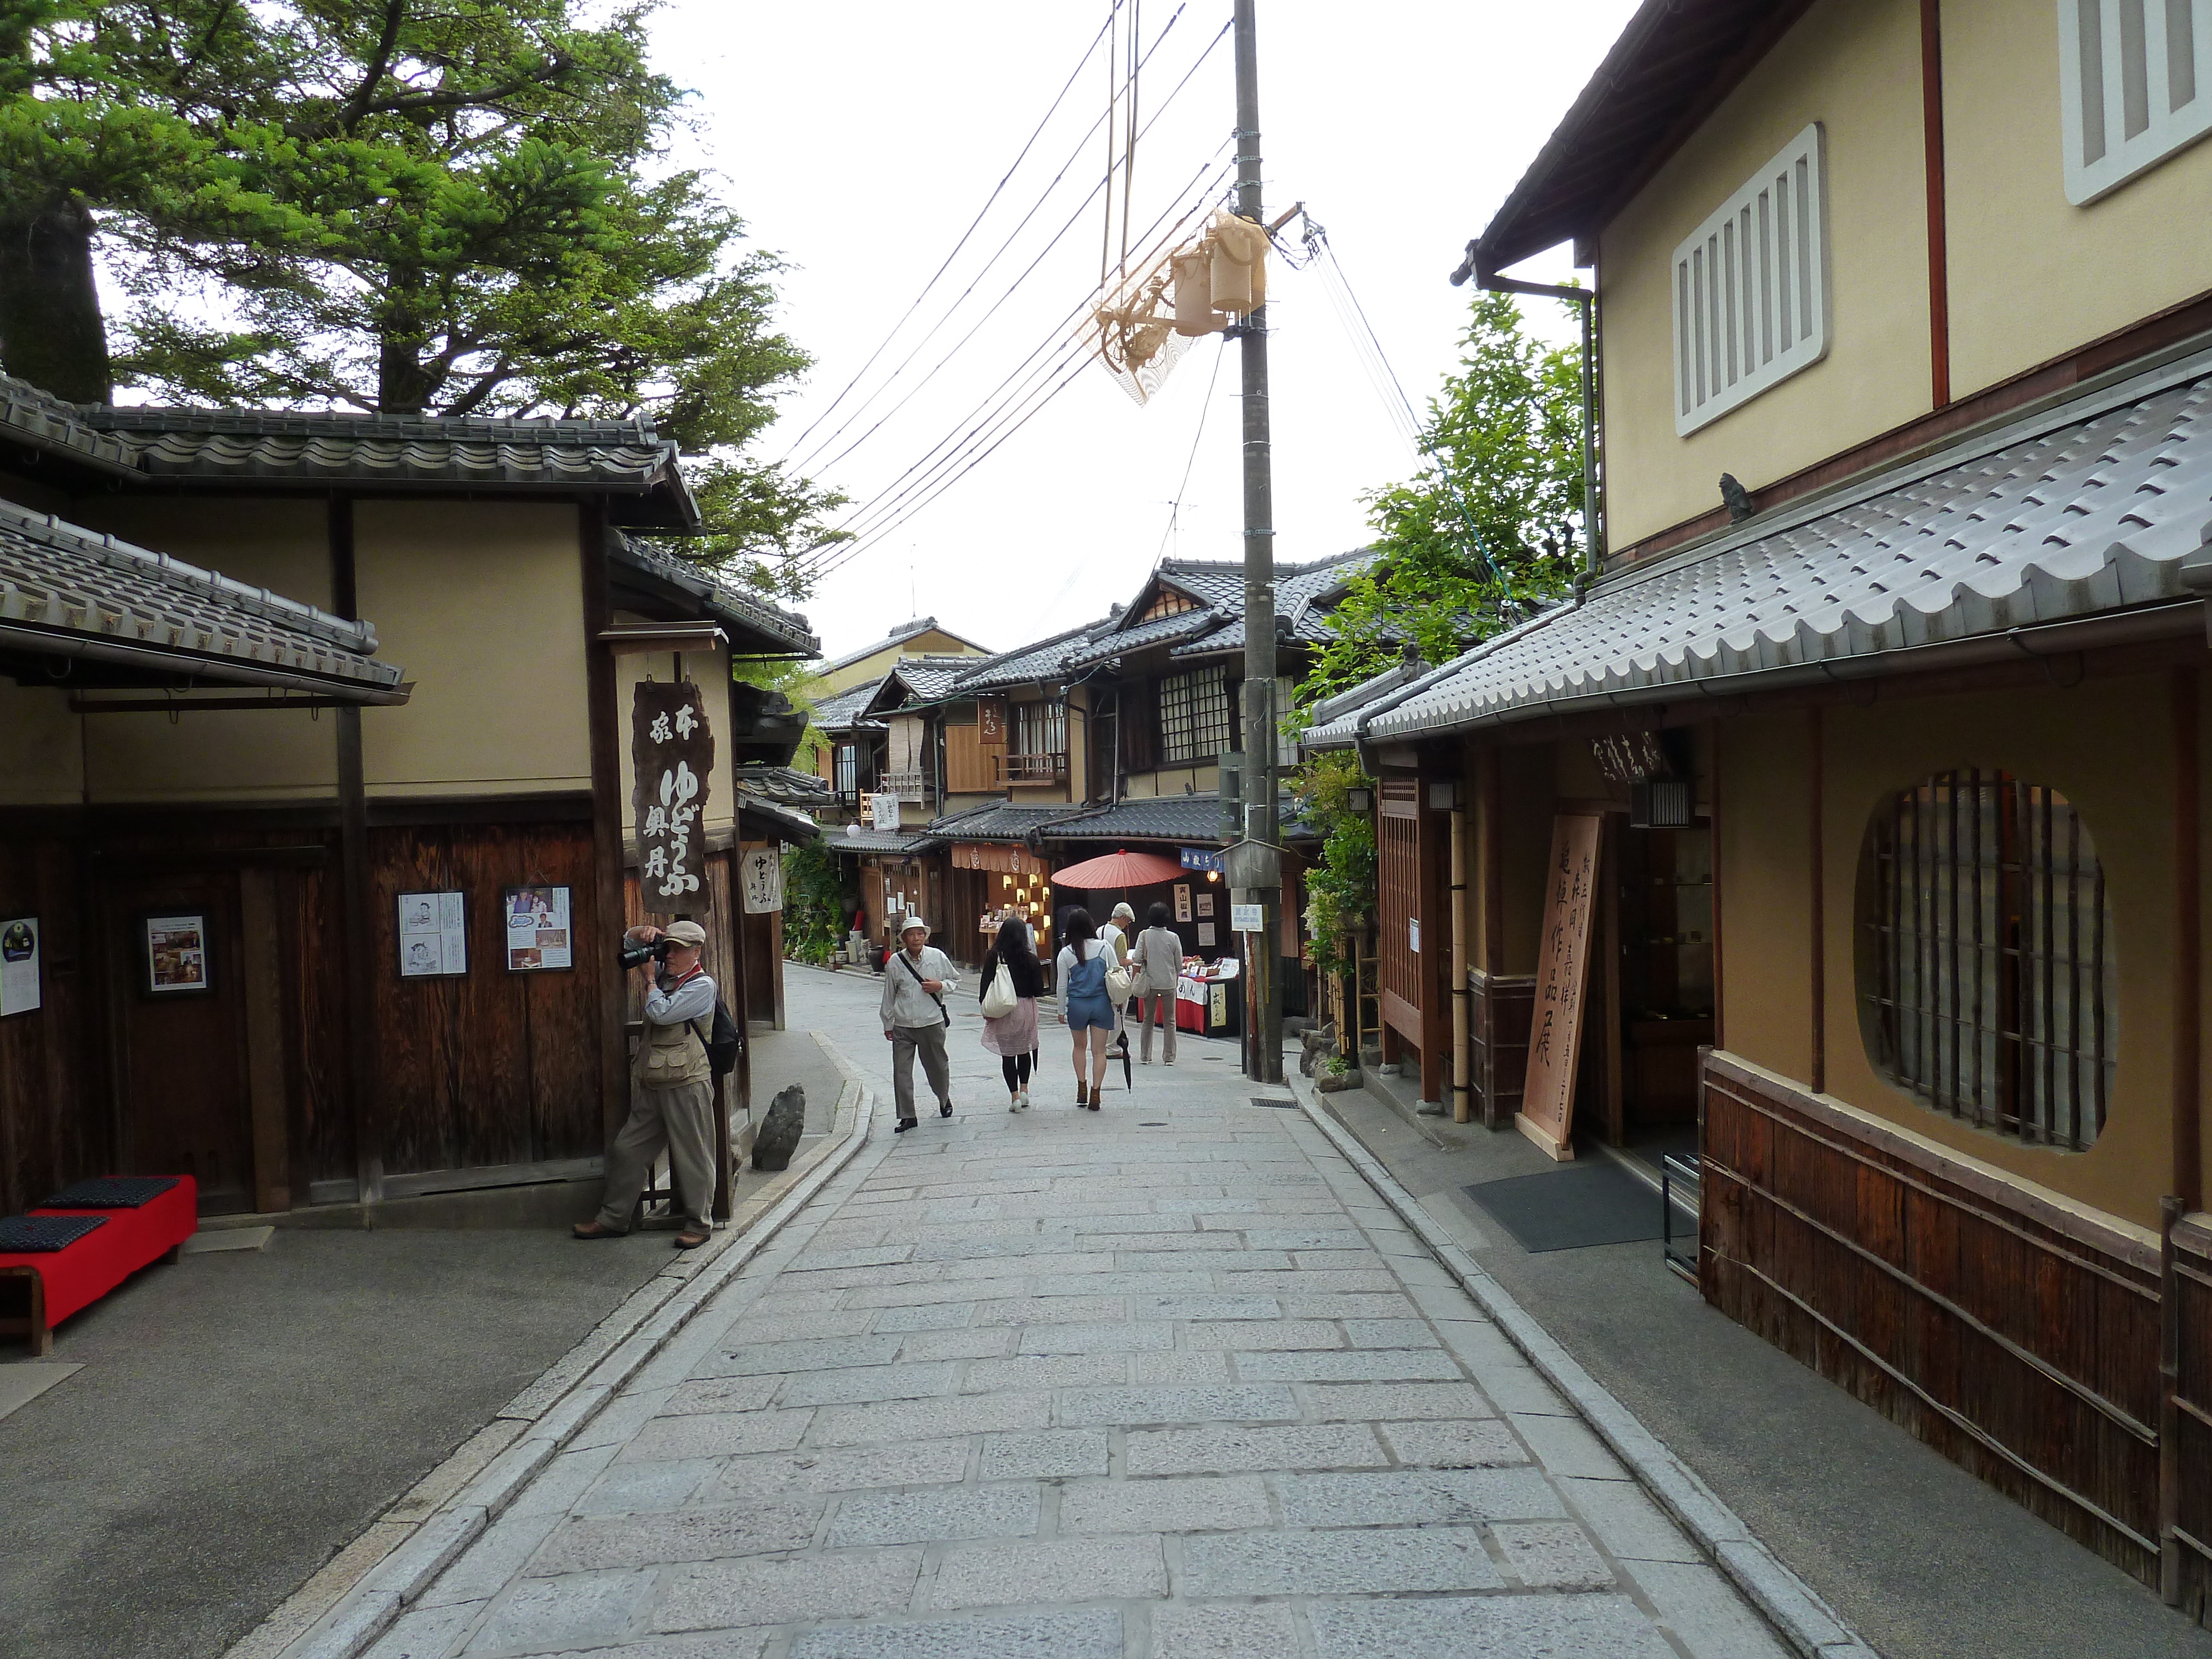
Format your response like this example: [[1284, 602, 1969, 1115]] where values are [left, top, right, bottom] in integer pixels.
[[1287, 1070, 1881, 1659], [225, 1040, 883, 1659]]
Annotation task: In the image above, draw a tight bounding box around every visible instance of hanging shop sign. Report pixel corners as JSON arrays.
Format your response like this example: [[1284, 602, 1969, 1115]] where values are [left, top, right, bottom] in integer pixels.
[[1173, 884, 1192, 922], [2, 916, 40, 1016], [1517, 814, 1604, 1162], [632, 679, 715, 911], [951, 842, 1045, 875], [740, 847, 785, 914], [1179, 847, 1224, 872], [978, 697, 1008, 745]]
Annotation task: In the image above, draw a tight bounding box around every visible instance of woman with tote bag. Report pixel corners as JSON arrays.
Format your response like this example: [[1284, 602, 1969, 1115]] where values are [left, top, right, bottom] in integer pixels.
[[1132, 901, 1184, 1065], [978, 917, 1044, 1110]]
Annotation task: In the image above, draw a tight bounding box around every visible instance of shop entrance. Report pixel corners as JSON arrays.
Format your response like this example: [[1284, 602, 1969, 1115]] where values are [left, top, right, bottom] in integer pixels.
[[1582, 817, 1713, 1157]]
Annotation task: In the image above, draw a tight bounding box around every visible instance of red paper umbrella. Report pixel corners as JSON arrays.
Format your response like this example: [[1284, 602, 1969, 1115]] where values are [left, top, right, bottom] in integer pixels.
[[1051, 849, 1187, 889]]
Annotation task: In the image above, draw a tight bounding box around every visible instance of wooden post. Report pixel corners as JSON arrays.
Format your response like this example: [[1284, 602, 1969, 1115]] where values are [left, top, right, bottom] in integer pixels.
[[1920, 0, 1952, 410], [1808, 706, 1825, 1095], [2161, 1194, 2183, 1604], [238, 867, 290, 1214], [1708, 719, 1726, 1056], [2176, 665, 2203, 1211], [1450, 801, 1472, 1123], [329, 496, 380, 1203], [581, 505, 628, 1152]]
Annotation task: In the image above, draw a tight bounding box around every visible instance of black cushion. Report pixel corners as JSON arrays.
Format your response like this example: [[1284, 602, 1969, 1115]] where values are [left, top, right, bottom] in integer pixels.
[[39, 1176, 180, 1209], [0, 1214, 108, 1253]]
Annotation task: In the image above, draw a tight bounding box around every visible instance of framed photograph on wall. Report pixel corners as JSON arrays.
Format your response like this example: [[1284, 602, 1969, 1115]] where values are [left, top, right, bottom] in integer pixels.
[[1, 916, 39, 1017], [143, 911, 213, 997], [398, 890, 469, 979], [503, 885, 573, 972], [1194, 891, 1214, 919]]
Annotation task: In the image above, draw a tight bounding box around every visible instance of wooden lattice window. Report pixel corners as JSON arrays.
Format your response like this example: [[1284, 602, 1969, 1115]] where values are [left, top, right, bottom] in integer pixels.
[[1157, 667, 1231, 765], [1012, 699, 1066, 758], [1856, 770, 2117, 1150]]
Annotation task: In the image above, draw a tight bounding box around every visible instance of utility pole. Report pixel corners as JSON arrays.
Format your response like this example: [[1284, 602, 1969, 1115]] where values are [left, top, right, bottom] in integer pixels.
[[1231, 0, 1282, 1084]]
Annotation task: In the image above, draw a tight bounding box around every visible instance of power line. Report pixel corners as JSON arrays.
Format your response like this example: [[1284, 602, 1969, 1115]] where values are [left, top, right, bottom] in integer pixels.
[[775, 8, 1119, 465], [1157, 333, 1227, 561], [789, 5, 1202, 478]]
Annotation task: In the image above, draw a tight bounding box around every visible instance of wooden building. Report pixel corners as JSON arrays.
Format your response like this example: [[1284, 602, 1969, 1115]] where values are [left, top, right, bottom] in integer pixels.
[[0, 378, 817, 1222], [1309, 0, 2212, 1616]]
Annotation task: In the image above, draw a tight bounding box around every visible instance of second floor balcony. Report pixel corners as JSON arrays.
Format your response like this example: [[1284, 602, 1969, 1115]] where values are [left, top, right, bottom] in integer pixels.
[[994, 751, 1068, 787], [879, 768, 930, 802]]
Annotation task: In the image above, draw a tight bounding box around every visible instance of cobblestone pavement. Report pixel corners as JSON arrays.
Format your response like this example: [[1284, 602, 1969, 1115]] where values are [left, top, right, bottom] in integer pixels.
[[367, 1015, 1793, 1658]]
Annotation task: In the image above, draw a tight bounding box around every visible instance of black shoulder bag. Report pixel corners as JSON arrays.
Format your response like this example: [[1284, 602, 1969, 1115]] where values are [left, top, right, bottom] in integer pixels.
[[895, 950, 951, 1026]]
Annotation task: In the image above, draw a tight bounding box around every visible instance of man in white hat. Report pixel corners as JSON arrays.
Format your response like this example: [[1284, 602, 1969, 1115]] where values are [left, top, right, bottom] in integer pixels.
[[879, 914, 959, 1131], [575, 919, 719, 1247]]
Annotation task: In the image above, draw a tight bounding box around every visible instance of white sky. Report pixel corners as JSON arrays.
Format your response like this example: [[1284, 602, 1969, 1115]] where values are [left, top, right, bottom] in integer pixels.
[[650, 1, 1640, 661]]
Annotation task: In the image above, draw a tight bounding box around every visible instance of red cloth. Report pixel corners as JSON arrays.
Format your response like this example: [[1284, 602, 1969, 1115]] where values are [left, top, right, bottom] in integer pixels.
[[1177, 995, 1206, 1033], [1, 1176, 199, 1329]]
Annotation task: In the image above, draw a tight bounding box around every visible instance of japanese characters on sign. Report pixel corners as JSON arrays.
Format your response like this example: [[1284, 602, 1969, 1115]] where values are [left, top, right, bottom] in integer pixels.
[[632, 680, 716, 913], [504, 886, 572, 972], [740, 847, 784, 914], [398, 890, 468, 978], [1516, 814, 1604, 1161]]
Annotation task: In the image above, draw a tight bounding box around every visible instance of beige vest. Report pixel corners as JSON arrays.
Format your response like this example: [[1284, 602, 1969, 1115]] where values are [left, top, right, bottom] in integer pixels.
[[637, 1006, 710, 1090]]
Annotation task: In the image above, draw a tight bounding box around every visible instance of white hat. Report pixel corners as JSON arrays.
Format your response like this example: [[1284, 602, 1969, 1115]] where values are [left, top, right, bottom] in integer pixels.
[[900, 914, 930, 936]]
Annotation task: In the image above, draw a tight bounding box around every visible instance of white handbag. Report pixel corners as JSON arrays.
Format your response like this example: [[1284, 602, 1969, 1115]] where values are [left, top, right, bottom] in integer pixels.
[[1104, 957, 1136, 1001], [980, 961, 1018, 1019]]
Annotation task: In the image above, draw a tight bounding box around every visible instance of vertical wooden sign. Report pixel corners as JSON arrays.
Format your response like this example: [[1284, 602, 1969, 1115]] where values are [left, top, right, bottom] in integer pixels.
[[1517, 813, 1603, 1161], [632, 680, 715, 914]]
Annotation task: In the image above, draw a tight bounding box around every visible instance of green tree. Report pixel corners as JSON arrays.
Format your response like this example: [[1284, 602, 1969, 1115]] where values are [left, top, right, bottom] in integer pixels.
[[2, 1, 843, 589], [1301, 289, 1585, 702], [781, 837, 848, 966]]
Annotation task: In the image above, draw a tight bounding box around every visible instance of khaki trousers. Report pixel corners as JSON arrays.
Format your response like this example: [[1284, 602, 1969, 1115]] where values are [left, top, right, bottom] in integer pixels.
[[891, 1022, 952, 1121], [597, 1078, 717, 1231], [1138, 990, 1178, 1062]]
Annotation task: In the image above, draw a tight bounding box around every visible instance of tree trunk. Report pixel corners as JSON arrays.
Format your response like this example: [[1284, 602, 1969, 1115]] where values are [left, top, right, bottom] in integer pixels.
[[0, 200, 113, 404]]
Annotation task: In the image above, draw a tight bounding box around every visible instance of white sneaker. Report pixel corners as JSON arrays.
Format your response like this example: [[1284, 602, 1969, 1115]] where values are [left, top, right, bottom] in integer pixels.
[[1015, 1090, 1030, 1110]]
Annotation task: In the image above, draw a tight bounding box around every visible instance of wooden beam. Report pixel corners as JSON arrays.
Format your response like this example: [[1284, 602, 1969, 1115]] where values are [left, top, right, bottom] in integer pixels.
[[2176, 666, 2202, 1209], [581, 505, 629, 1152], [238, 867, 291, 1214], [1809, 706, 1825, 1095], [1921, 0, 1952, 409], [330, 495, 380, 1204], [67, 693, 410, 714]]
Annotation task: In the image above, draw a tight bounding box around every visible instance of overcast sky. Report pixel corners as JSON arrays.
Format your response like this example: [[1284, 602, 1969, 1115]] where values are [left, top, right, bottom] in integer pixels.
[[650, 1, 1639, 662]]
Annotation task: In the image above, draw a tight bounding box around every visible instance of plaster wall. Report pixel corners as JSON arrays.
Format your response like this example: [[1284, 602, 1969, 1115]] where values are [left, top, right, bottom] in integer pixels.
[[0, 685, 81, 805], [1598, 0, 1931, 547], [1715, 712, 1818, 1084], [353, 501, 589, 796], [1941, 0, 2212, 397]]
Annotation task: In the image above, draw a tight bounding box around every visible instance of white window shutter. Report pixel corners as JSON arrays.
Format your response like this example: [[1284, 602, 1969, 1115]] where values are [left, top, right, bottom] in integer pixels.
[[1671, 124, 1830, 436], [2058, 0, 2212, 204]]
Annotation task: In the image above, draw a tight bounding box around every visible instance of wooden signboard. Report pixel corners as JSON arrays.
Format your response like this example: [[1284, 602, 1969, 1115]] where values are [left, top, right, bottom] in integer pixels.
[[1516, 813, 1603, 1161], [633, 679, 716, 913]]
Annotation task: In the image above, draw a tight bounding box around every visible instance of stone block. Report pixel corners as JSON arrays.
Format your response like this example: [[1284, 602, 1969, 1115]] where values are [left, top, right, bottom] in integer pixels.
[[465, 1570, 653, 1654], [1178, 1526, 1501, 1596], [1055, 1385, 1300, 1427], [619, 1408, 812, 1463], [1240, 1229, 1370, 1251], [1274, 1467, 1565, 1527], [1124, 1422, 1387, 1477], [789, 1610, 1123, 1659], [1130, 1350, 1233, 1384], [732, 1310, 879, 1345], [651, 1551, 922, 1632], [420, 1510, 561, 1606], [574, 1459, 716, 1515], [827, 1483, 1041, 1547], [698, 1335, 902, 1379], [807, 1390, 1053, 1447], [661, 1375, 781, 1416], [1233, 1348, 1462, 1383], [1377, 1419, 1527, 1468], [977, 1429, 1111, 1480], [927, 1535, 1166, 1610], [1561, 1475, 1706, 1564], [709, 1438, 972, 1499], [1181, 1319, 1341, 1352], [1510, 1411, 1628, 1480], [776, 1362, 958, 1407], [1341, 1319, 1439, 1349], [872, 1302, 976, 1332], [1278, 1294, 1417, 1320], [1056, 1474, 1270, 1534], [1305, 1593, 1675, 1658], [1149, 1601, 1300, 1659], [752, 1085, 806, 1171], [962, 1353, 1128, 1392], [1494, 1519, 1615, 1588], [1134, 1294, 1282, 1321], [533, 1502, 821, 1574], [899, 1327, 1013, 1361], [363, 1600, 481, 1659], [971, 1295, 1130, 1327], [1015, 1322, 1173, 1354], [797, 1243, 915, 1271], [1301, 1381, 1490, 1421]]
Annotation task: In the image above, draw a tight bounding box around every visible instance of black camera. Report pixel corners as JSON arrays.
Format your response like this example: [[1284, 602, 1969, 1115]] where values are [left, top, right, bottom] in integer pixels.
[[617, 936, 675, 971]]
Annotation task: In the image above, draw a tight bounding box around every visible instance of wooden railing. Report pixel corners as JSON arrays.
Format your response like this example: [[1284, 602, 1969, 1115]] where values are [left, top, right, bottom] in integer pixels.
[[994, 752, 1067, 786], [879, 769, 929, 802]]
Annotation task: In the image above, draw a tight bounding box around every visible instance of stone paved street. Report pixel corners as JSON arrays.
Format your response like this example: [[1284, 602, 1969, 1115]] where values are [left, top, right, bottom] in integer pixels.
[[364, 971, 1794, 1658]]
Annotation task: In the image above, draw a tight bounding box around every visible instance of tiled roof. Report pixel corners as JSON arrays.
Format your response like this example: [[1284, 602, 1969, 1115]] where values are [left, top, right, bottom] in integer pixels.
[[734, 765, 832, 806], [1064, 550, 1379, 669], [609, 536, 818, 655], [1308, 350, 2212, 748], [811, 676, 888, 733], [816, 614, 994, 675], [1045, 792, 1313, 843], [883, 654, 988, 703], [734, 790, 822, 843], [0, 498, 404, 697], [0, 375, 135, 476], [77, 405, 700, 529], [827, 827, 945, 855], [927, 802, 1094, 843], [950, 615, 1119, 691]]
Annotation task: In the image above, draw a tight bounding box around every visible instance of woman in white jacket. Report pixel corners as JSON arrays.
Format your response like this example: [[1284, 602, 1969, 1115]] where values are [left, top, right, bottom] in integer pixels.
[[1130, 902, 1184, 1065]]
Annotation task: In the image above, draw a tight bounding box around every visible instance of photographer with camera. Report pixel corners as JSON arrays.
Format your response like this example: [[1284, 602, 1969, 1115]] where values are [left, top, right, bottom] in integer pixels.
[[573, 920, 719, 1249]]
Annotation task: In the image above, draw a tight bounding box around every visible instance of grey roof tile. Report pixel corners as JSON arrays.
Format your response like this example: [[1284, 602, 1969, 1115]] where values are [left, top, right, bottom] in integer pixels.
[[610, 536, 818, 655], [927, 802, 1094, 843], [1311, 354, 2212, 747], [0, 374, 136, 474], [0, 498, 401, 692], [1047, 793, 1312, 843], [812, 677, 890, 732]]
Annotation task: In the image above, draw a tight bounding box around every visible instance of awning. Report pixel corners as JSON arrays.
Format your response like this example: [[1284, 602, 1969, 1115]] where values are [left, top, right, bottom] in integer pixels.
[[1308, 348, 2212, 750]]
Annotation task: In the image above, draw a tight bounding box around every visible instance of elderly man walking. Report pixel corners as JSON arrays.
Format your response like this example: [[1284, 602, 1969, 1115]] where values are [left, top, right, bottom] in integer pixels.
[[880, 914, 959, 1133], [575, 919, 719, 1248]]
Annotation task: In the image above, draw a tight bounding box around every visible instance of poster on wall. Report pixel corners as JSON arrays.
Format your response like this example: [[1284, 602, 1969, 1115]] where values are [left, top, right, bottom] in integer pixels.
[[1173, 884, 1192, 922], [1517, 813, 1604, 1162], [143, 912, 212, 996], [631, 679, 715, 912], [504, 885, 573, 972], [1, 917, 39, 1016], [1197, 922, 1217, 947], [398, 891, 468, 979], [741, 847, 784, 913], [1195, 892, 1214, 919]]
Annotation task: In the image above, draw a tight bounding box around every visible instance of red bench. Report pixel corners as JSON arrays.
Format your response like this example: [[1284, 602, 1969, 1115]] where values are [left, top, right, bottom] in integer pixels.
[[0, 1176, 199, 1355]]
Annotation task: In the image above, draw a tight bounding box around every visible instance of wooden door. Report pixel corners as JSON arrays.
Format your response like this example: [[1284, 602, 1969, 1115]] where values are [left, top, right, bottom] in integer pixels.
[[105, 868, 262, 1214]]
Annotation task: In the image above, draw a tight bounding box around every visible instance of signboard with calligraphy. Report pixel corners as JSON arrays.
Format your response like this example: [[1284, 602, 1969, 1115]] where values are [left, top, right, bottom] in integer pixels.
[[977, 697, 1007, 745], [632, 680, 715, 913], [1516, 813, 1603, 1161]]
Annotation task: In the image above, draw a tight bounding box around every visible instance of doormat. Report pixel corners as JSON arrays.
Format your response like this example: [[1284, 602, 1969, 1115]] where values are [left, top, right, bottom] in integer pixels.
[[1463, 1161, 1666, 1253]]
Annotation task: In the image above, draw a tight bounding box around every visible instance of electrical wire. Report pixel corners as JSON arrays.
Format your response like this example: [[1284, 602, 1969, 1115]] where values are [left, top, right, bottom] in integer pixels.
[[775, 8, 1118, 463], [789, 5, 1201, 478], [1156, 333, 1226, 561]]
